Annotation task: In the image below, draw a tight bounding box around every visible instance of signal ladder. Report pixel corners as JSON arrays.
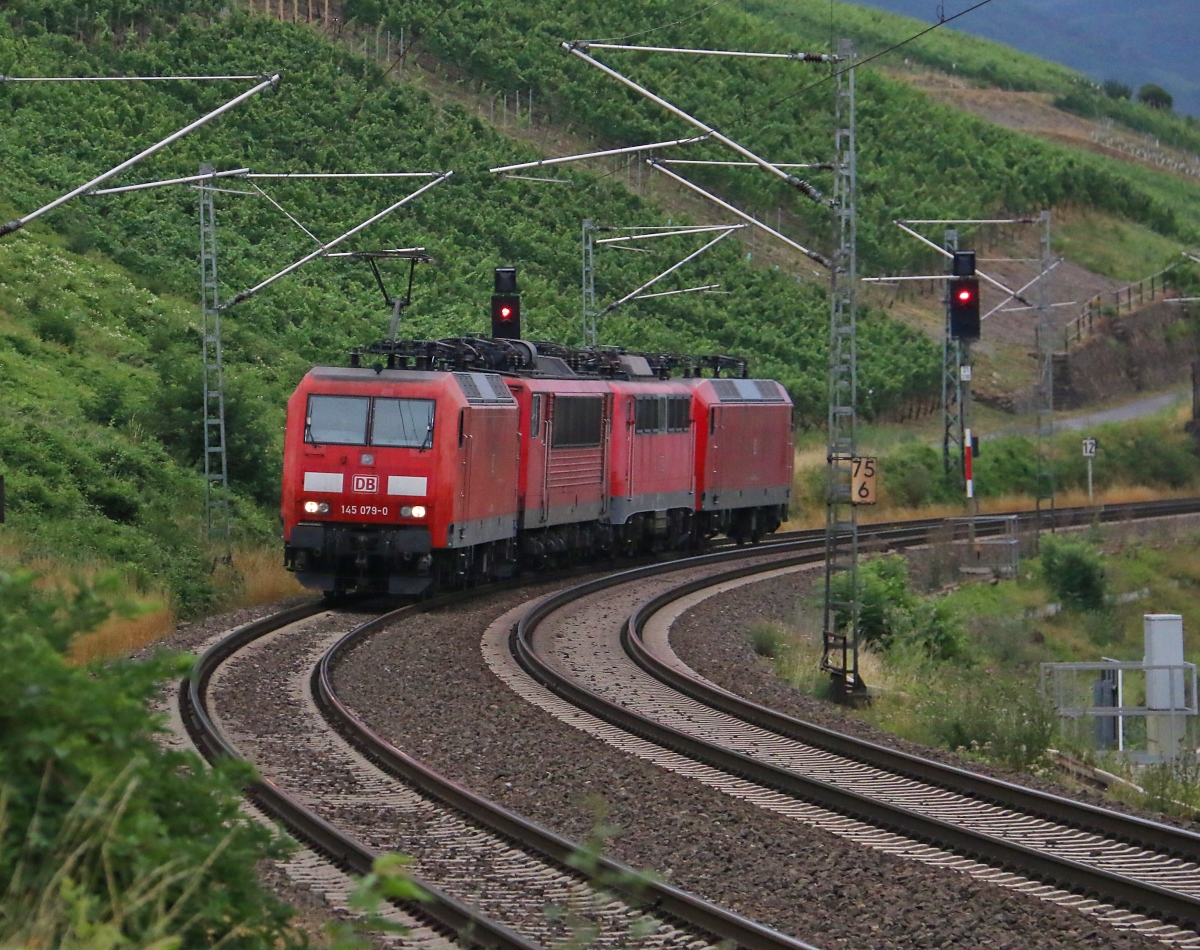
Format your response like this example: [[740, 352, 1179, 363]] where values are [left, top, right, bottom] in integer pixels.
[[200, 163, 232, 553]]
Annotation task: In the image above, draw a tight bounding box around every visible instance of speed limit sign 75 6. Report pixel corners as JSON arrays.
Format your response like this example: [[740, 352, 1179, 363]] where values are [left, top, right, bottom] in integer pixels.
[[851, 457, 878, 505]]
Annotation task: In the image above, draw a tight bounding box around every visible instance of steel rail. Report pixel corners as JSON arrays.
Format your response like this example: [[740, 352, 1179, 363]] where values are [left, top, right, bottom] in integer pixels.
[[625, 564, 1200, 862], [317, 606, 823, 950], [512, 503, 1200, 928], [181, 497, 1200, 941], [180, 598, 545, 950]]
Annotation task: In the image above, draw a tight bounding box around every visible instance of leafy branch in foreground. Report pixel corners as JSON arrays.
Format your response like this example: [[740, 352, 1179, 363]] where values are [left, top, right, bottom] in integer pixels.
[[322, 853, 430, 949], [0, 571, 299, 949]]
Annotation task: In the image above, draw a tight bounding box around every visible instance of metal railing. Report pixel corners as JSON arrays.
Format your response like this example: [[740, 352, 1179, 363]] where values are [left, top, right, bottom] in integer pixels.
[[1041, 659, 1199, 762], [1063, 262, 1189, 352]]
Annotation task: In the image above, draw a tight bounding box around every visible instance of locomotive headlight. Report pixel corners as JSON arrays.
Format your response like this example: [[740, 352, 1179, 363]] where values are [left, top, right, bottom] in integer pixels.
[[401, 505, 413, 517], [303, 500, 330, 514], [411, 505, 427, 518]]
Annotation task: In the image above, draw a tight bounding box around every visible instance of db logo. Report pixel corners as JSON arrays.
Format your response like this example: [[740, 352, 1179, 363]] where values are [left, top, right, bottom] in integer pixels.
[[352, 475, 379, 493]]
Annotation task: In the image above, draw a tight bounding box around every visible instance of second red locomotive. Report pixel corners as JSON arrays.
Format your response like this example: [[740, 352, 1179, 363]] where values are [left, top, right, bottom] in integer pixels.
[[281, 277, 794, 595]]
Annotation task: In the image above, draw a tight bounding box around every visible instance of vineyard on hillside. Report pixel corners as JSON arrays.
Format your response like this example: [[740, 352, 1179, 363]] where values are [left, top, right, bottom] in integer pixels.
[[1, 0, 1196, 611], [0, 3, 941, 609]]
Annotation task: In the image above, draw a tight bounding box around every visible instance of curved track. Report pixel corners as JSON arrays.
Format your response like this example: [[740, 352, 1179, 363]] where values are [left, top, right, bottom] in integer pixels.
[[183, 588, 822, 950], [182, 498, 1200, 947], [507, 500, 1200, 942], [182, 600, 540, 950]]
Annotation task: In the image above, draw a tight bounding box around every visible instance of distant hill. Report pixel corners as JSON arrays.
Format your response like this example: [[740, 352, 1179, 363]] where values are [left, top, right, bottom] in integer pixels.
[[843, 0, 1200, 118]]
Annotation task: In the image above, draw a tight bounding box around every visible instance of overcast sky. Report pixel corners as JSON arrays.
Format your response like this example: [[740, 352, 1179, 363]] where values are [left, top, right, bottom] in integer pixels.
[[849, 0, 1199, 118]]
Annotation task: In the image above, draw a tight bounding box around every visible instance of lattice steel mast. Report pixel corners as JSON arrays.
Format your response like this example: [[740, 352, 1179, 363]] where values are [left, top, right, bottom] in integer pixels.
[[198, 163, 232, 550], [1035, 210, 1055, 528], [582, 219, 598, 346], [820, 41, 865, 702]]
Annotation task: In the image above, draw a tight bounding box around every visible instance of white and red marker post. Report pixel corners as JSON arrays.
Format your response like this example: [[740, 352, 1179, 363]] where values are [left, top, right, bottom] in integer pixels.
[[965, 427, 974, 499]]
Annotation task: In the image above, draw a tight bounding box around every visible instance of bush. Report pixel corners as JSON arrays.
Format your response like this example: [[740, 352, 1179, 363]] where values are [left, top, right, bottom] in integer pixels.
[[973, 437, 1039, 497], [1102, 80, 1132, 100], [832, 554, 913, 648], [0, 571, 298, 948], [1138, 83, 1174, 111], [31, 311, 76, 348], [927, 679, 1056, 770], [895, 598, 969, 662], [880, 443, 958, 508], [1040, 535, 1107, 611], [832, 555, 968, 661]]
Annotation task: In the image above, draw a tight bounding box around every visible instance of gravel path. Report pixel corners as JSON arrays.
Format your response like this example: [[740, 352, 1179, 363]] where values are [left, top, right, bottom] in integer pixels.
[[334, 573, 1165, 949]]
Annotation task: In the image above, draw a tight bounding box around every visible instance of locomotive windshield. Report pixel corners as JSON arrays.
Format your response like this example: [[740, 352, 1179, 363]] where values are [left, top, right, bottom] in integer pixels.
[[306, 395, 369, 445], [305, 394, 434, 448], [373, 398, 435, 447]]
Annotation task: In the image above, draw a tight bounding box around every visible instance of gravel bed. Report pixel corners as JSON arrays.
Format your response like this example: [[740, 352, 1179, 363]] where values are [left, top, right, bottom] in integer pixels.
[[669, 562, 1200, 830], [128, 596, 347, 945], [334, 578, 1164, 949], [132, 596, 318, 661], [209, 605, 702, 950]]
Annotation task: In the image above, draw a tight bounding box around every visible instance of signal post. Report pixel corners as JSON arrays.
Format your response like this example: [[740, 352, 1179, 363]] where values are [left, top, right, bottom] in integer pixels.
[[948, 249, 980, 540]]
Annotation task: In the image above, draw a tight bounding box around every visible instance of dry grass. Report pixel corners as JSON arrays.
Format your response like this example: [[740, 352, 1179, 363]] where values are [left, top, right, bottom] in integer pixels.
[[68, 605, 175, 666], [1, 526, 305, 663], [65, 545, 302, 664], [228, 545, 307, 609]]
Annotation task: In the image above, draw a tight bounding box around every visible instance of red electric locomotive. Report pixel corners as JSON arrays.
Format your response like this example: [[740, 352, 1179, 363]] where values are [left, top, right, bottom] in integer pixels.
[[281, 270, 794, 595], [282, 365, 521, 594]]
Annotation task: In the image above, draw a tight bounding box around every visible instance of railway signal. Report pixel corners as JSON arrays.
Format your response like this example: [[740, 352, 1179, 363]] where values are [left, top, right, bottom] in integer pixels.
[[949, 276, 980, 339], [948, 249, 979, 340], [491, 267, 521, 338]]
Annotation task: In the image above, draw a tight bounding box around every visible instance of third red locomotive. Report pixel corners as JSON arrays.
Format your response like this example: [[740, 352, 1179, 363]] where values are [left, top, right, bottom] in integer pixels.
[[281, 269, 794, 595]]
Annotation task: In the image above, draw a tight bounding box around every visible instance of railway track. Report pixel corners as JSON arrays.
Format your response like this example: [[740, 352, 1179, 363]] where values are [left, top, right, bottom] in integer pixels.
[[503, 499, 1200, 943], [182, 586, 821, 950], [182, 497, 1200, 947]]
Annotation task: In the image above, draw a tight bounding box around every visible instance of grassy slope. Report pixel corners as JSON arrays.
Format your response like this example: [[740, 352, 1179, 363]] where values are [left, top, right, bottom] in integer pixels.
[[1, 0, 1196, 615], [738, 0, 1200, 157], [0, 234, 268, 616], [328, 0, 1199, 292], [734, 0, 1200, 251], [0, 5, 940, 611]]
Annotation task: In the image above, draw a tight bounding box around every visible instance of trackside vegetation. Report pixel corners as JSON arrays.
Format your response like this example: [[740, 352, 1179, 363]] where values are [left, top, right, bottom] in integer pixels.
[[0, 571, 298, 948], [792, 413, 1200, 516], [759, 522, 1200, 807]]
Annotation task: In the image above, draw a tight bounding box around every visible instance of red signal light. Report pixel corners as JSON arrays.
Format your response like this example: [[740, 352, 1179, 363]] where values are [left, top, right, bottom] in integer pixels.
[[949, 276, 980, 340], [491, 293, 521, 338]]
